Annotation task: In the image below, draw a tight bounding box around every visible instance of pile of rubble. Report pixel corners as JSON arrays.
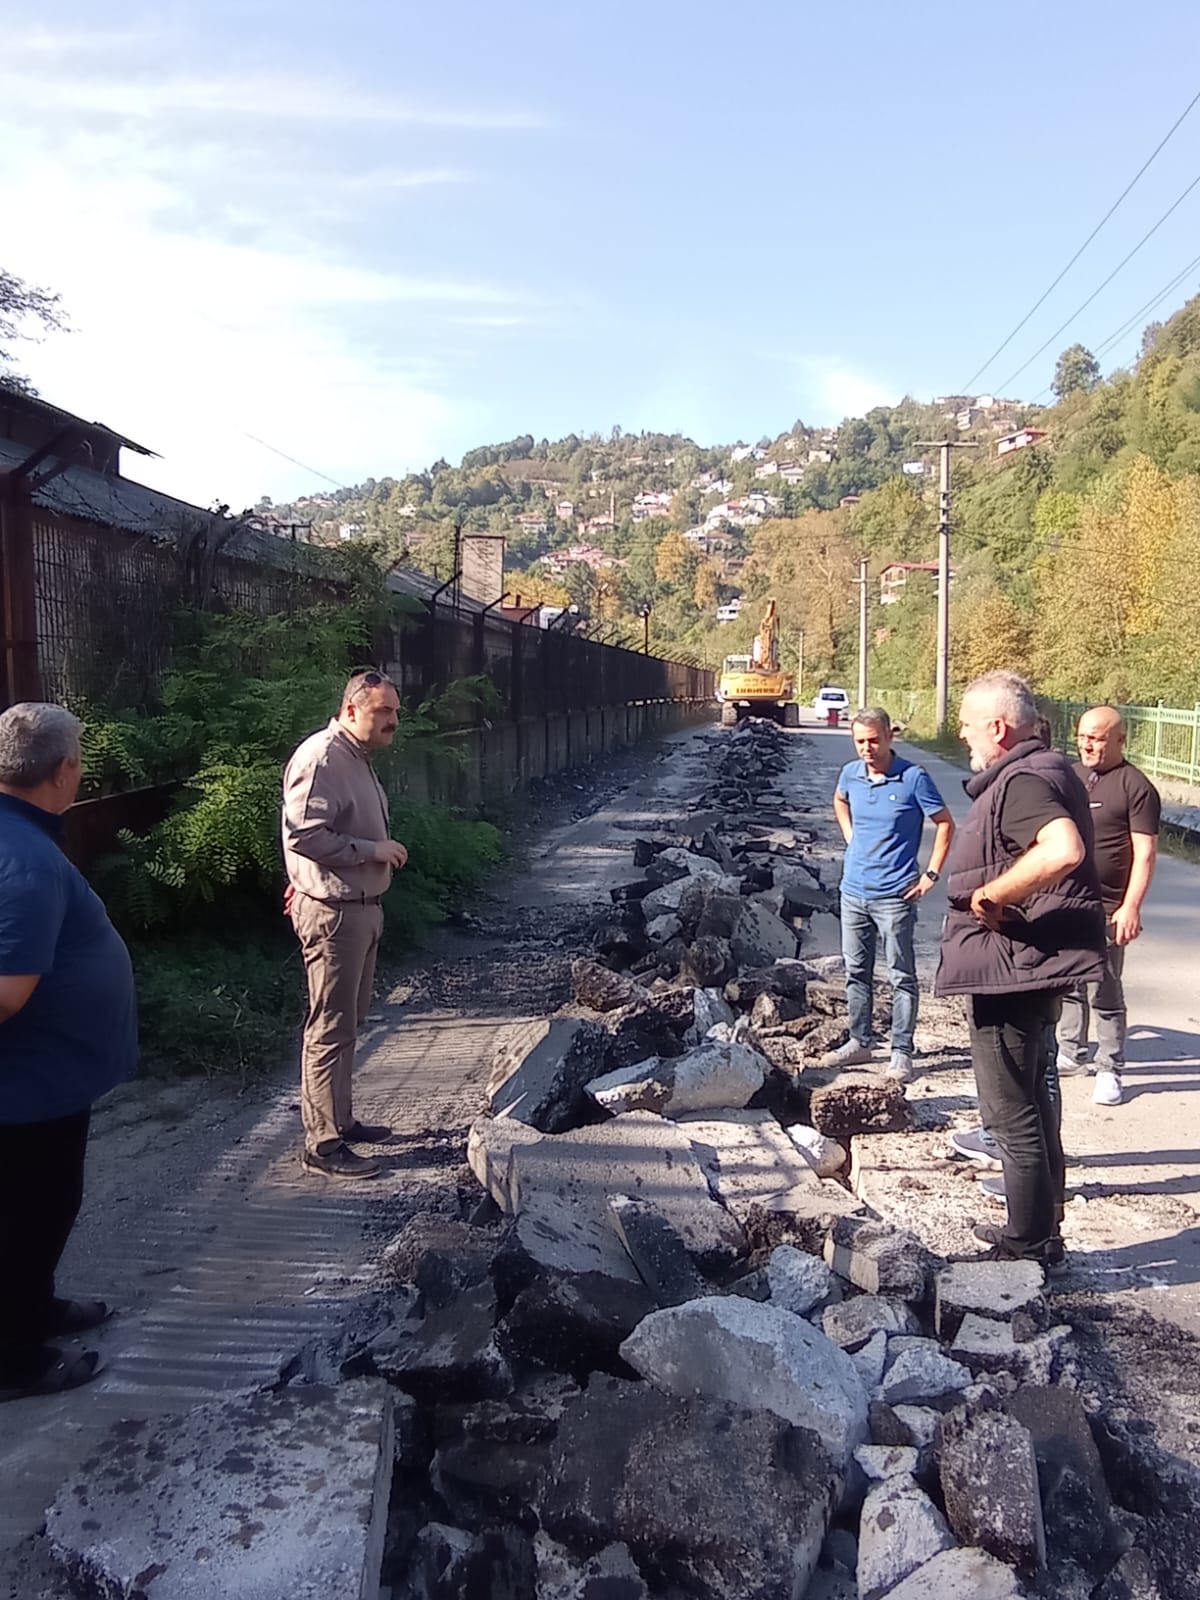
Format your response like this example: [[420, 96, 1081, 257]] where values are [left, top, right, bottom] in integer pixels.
[[42, 720, 1166, 1600]]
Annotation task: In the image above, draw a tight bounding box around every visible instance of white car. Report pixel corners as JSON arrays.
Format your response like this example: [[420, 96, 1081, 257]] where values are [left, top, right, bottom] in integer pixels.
[[813, 686, 850, 720]]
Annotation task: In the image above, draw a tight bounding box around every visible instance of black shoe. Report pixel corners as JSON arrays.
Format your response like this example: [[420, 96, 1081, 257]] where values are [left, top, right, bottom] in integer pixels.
[[50, 1297, 113, 1335], [973, 1223, 1065, 1271], [341, 1120, 393, 1144], [0, 1347, 104, 1403], [302, 1143, 381, 1179]]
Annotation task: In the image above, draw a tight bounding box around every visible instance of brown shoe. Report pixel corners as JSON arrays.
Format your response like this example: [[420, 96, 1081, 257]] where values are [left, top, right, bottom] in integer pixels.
[[302, 1144, 381, 1179]]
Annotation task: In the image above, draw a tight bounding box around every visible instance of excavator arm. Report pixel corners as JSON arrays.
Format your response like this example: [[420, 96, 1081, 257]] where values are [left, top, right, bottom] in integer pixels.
[[753, 600, 780, 673]]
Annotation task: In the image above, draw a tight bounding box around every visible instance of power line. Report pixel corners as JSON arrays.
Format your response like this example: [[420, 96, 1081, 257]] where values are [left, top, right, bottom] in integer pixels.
[[240, 431, 347, 490], [959, 85, 1200, 393], [1092, 253, 1200, 359], [1023, 251, 1200, 406], [992, 165, 1200, 396]]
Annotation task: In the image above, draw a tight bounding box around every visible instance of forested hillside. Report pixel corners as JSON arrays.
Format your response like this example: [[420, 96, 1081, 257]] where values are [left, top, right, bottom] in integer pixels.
[[263, 290, 1200, 708]]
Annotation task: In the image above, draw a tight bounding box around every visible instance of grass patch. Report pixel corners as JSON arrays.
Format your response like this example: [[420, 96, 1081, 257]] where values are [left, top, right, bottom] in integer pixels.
[[895, 730, 969, 766], [1158, 821, 1200, 866]]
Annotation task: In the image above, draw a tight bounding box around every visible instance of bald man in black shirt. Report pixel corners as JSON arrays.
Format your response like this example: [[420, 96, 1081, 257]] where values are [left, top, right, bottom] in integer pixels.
[[1056, 706, 1160, 1107]]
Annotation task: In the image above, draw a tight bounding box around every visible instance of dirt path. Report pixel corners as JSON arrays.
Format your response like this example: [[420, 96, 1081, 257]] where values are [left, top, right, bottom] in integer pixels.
[[0, 727, 700, 1584], [7, 716, 1200, 1597]]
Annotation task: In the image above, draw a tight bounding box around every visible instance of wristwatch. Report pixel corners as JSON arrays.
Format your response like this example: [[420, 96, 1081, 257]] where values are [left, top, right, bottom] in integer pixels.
[[922, 868, 940, 883]]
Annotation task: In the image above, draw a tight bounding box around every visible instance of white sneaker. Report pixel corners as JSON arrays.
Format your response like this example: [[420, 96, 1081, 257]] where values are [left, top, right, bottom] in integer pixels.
[[820, 1038, 874, 1069], [886, 1051, 915, 1082], [1093, 1070, 1123, 1106], [1056, 1052, 1089, 1077]]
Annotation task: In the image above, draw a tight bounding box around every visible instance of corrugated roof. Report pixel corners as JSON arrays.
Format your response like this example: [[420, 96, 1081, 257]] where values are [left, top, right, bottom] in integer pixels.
[[0, 388, 157, 457], [0, 436, 331, 575], [386, 564, 494, 618]]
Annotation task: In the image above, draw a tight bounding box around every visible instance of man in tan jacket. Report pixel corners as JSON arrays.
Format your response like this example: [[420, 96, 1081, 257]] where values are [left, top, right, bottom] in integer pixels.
[[283, 671, 409, 1178]]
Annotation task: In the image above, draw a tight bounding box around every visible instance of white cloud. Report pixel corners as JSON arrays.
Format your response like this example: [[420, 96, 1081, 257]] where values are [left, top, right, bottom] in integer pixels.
[[800, 359, 894, 421], [0, 26, 550, 506], [0, 54, 547, 132], [338, 168, 476, 192]]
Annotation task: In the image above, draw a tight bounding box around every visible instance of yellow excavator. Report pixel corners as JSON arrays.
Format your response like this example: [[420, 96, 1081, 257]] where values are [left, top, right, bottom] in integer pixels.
[[717, 598, 799, 726]]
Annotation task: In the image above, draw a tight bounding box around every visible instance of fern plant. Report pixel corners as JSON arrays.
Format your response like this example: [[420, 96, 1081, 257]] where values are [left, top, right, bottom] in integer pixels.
[[90, 575, 505, 934]]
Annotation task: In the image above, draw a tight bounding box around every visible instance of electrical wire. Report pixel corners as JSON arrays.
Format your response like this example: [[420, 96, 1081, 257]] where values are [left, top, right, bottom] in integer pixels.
[[992, 166, 1200, 396], [1025, 250, 1200, 405], [240, 431, 347, 490], [1092, 253, 1200, 359], [959, 85, 1200, 393]]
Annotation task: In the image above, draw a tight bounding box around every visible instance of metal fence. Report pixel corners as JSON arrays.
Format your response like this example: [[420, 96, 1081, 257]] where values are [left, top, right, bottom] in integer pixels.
[[1039, 698, 1200, 789], [31, 510, 321, 707], [7, 500, 712, 725]]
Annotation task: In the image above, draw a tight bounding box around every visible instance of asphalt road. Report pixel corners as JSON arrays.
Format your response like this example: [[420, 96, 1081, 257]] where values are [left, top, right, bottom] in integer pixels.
[[802, 715, 1200, 1332]]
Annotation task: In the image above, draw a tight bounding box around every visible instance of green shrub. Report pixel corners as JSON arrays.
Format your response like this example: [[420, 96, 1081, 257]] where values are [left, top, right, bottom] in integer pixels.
[[382, 804, 502, 948], [131, 930, 301, 1084], [82, 564, 508, 1077]]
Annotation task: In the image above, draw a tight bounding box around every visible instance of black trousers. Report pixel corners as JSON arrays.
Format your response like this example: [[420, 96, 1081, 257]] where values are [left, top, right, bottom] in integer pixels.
[[0, 1110, 90, 1377], [968, 990, 1065, 1255]]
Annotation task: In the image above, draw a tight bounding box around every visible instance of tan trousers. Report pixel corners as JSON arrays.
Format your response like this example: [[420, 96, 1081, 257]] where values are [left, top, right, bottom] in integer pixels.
[[294, 895, 383, 1154]]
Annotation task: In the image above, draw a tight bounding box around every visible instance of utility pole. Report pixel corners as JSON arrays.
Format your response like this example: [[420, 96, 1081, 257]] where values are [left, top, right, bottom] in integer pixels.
[[915, 439, 977, 736], [856, 558, 869, 710]]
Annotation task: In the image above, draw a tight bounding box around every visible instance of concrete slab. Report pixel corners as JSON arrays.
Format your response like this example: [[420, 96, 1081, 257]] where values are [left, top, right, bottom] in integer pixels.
[[467, 1115, 544, 1212], [48, 1381, 394, 1600], [509, 1110, 746, 1270], [677, 1108, 823, 1220]]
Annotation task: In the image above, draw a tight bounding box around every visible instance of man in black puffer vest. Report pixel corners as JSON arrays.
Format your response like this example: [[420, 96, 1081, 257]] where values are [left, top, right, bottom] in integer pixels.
[[936, 671, 1105, 1265]]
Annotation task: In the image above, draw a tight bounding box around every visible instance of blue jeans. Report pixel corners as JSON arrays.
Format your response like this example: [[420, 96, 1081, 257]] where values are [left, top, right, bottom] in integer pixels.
[[840, 893, 918, 1054]]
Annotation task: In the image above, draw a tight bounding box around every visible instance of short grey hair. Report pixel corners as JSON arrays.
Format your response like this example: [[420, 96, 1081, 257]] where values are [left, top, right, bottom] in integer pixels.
[[0, 702, 82, 788], [963, 670, 1037, 732], [850, 707, 892, 735]]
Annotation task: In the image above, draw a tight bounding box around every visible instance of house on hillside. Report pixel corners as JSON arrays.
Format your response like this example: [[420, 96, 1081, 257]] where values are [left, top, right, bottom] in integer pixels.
[[540, 543, 618, 576], [902, 461, 929, 477], [839, 495, 862, 509], [879, 560, 956, 604], [631, 490, 673, 524], [779, 463, 805, 483], [555, 499, 575, 521], [807, 447, 833, 465], [996, 427, 1048, 458], [730, 445, 755, 463], [754, 460, 779, 479]]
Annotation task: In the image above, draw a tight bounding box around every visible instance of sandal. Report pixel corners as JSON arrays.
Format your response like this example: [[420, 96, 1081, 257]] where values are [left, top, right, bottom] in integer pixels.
[[50, 1298, 113, 1336], [0, 1347, 105, 1403]]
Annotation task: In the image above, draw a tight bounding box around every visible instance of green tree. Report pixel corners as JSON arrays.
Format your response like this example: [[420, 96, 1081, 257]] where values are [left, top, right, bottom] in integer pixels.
[[1052, 343, 1101, 399], [0, 266, 66, 392]]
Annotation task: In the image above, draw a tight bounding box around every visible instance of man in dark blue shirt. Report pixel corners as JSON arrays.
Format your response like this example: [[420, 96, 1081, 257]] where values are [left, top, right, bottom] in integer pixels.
[[828, 708, 954, 1079], [0, 703, 138, 1400]]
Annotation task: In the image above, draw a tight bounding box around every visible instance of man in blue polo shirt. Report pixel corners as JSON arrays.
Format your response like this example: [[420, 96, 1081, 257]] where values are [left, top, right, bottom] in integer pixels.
[[0, 702, 138, 1401], [826, 707, 954, 1080]]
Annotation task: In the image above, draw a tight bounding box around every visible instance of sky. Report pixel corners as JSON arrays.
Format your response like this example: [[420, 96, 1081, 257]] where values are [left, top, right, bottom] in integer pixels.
[[3, 0, 1200, 509]]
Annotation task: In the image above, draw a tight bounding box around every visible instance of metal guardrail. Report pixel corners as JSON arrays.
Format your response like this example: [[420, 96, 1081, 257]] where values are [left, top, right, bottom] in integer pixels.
[[1040, 699, 1200, 788]]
